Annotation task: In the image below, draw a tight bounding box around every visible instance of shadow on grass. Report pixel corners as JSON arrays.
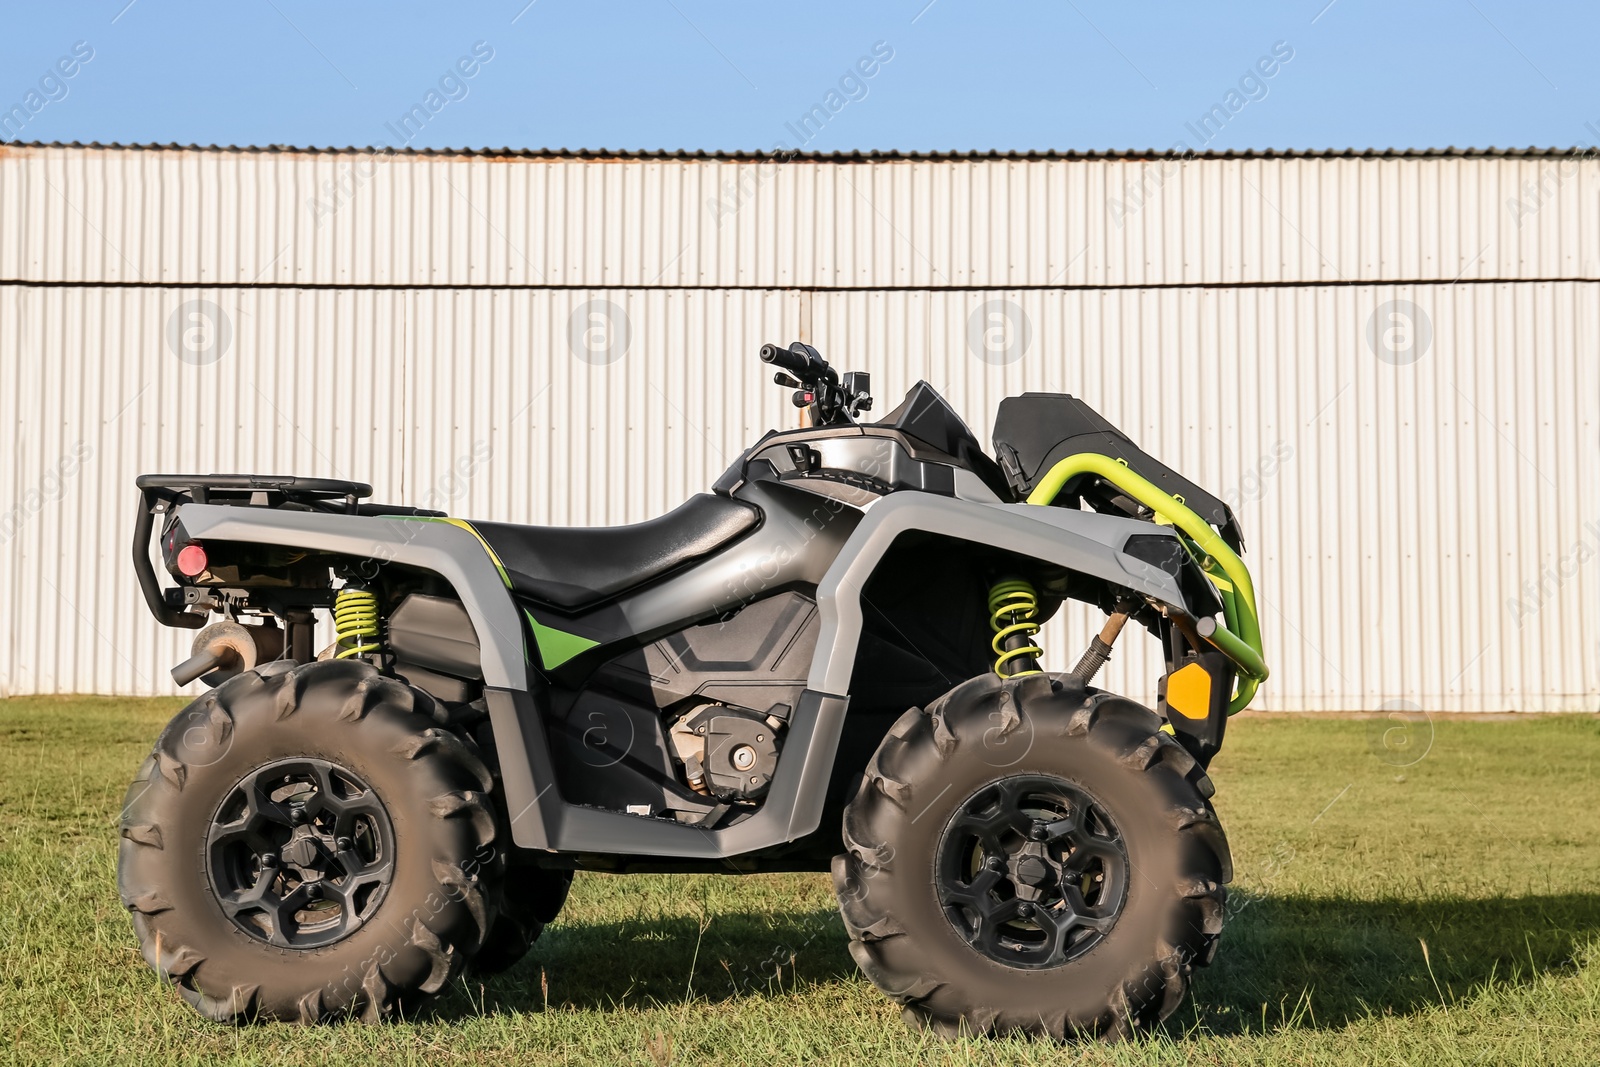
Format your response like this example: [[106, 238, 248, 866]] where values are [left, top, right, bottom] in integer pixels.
[[434, 892, 1600, 1030], [1188, 891, 1600, 1034], [442, 903, 858, 1016]]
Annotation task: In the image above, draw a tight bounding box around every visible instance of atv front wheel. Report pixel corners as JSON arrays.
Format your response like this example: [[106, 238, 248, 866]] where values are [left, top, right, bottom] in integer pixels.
[[833, 673, 1230, 1040], [117, 659, 502, 1022], [469, 864, 573, 975]]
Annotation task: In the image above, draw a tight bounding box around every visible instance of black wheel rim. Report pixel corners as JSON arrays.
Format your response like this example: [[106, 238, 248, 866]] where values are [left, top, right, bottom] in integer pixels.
[[204, 758, 396, 949], [936, 774, 1128, 969]]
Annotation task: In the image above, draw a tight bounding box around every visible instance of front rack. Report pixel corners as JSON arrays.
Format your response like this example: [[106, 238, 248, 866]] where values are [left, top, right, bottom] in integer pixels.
[[1027, 454, 1269, 714]]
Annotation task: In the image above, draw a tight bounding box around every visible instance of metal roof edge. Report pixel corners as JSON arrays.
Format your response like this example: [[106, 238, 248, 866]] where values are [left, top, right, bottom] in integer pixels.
[[1, 142, 1593, 162]]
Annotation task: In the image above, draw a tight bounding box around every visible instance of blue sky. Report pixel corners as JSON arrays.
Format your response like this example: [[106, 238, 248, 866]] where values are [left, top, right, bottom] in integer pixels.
[[2, 0, 1596, 152]]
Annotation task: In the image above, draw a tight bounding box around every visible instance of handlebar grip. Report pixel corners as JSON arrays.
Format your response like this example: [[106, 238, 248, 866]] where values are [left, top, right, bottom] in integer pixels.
[[760, 343, 816, 376]]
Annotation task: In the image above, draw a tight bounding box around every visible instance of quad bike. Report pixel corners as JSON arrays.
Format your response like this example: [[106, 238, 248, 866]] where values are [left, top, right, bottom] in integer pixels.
[[119, 342, 1267, 1038]]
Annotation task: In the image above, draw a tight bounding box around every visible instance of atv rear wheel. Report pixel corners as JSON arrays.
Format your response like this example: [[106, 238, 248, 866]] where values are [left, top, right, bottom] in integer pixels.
[[833, 673, 1230, 1041], [117, 659, 502, 1023]]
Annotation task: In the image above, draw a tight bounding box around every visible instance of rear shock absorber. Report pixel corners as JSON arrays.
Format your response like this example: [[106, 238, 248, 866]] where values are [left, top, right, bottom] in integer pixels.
[[988, 578, 1043, 678], [333, 584, 384, 660]]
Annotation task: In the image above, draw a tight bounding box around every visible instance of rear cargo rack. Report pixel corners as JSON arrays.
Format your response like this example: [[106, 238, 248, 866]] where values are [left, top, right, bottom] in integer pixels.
[[135, 474, 373, 511], [133, 475, 376, 629]]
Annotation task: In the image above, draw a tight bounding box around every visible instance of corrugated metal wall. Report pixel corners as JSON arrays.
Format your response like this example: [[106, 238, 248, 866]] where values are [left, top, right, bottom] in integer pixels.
[[2, 145, 1596, 710], [811, 284, 1600, 711], [9, 148, 1600, 288]]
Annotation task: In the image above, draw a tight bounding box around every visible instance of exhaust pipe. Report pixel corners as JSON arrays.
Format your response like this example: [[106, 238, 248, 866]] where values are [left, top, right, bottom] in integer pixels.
[[171, 646, 232, 686], [171, 620, 284, 686]]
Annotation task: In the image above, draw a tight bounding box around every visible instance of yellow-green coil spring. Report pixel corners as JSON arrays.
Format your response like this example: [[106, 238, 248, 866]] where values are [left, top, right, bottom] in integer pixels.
[[988, 579, 1043, 678], [333, 586, 383, 659]]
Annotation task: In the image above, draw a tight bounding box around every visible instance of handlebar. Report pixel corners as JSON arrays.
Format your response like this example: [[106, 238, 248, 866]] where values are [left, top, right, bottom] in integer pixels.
[[758, 341, 871, 426], [760, 342, 827, 380]]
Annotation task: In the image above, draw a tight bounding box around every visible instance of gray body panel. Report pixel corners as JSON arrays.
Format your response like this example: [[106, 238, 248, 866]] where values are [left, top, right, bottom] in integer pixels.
[[174, 505, 528, 689], [608, 480, 859, 640], [488, 686, 847, 857], [807, 492, 1189, 694], [751, 433, 953, 507], [494, 489, 1190, 856], [953, 468, 1003, 502], [170, 488, 1191, 860]]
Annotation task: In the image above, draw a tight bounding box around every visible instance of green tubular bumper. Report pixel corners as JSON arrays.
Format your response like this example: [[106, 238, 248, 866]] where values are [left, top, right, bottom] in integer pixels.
[[1025, 453, 1269, 713]]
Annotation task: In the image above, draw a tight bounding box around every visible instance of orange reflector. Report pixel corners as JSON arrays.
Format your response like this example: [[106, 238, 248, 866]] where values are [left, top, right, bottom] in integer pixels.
[[1166, 662, 1213, 720]]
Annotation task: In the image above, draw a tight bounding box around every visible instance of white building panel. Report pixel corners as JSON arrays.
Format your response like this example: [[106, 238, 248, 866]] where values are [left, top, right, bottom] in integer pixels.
[[0, 283, 802, 696], [811, 283, 1600, 712], [4, 146, 1600, 289]]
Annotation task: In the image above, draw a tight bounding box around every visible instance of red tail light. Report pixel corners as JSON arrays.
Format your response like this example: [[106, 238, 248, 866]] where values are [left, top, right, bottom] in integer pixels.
[[175, 543, 208, 577]]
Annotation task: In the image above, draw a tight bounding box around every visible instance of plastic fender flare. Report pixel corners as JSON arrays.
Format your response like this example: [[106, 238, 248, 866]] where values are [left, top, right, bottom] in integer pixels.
[[806, 492, 1193, 695]]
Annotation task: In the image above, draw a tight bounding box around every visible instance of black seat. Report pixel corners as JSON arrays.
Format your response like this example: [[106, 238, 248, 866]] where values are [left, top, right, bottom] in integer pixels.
[[469, 494, 762, 610]]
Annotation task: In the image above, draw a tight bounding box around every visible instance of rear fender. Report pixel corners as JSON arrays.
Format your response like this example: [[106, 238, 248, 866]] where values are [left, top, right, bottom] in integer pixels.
[[171, 504, 527, 688]]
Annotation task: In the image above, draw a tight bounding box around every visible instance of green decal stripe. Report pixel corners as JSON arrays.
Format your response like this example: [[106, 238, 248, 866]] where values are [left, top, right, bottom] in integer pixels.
[[524, 610, 600, 670], [437, 518, 513, 588], [394, 515, 513, 588]]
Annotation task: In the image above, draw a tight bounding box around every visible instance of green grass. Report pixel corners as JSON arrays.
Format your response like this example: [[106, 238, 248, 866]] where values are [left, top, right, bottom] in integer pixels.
[[3, 697, 1600, 1065]]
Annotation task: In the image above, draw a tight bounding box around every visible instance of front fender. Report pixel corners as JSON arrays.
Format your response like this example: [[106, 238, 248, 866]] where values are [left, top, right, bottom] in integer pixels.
[[806, 492, 1194, 694]]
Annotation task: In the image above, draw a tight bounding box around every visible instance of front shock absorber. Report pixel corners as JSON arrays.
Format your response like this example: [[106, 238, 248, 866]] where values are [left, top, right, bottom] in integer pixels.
[[988, 578, 1043, 678], [333, 584, 384, 660], [1069, 606, 1131, 686]]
